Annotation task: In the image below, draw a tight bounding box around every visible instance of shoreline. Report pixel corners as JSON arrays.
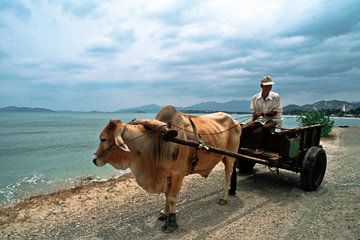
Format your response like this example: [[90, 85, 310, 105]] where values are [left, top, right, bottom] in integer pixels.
[[0, 170, 130, 207], [0, 173, 133, 208], [0, 173, 134, 214]]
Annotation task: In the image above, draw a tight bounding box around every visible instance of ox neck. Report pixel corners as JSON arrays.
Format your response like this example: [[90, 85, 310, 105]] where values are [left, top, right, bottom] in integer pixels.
[[121, 124, 147, 149]]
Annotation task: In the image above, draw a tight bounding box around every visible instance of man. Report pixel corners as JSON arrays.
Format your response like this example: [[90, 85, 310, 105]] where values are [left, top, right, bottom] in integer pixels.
[[246, 76, 283, 152]]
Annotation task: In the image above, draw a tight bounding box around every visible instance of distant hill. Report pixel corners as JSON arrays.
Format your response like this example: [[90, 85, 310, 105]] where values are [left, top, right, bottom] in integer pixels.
[[2, 100, 359, 114], [179, 100, 251, 113], [114, 104, 162, 113], [117, 100, 360, 113], [118, 100, 359, 114], [303, 100, 355, 110], [283, 100, 360, 112], [283, 104, 304, 112], [113, 100, 251, 113], [0, 106, 54, 113]]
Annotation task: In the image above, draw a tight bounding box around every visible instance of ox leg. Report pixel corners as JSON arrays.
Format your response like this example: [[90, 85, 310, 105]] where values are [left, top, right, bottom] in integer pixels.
[[161, 176, 183, 233], [228, 161, 237, 196], [218, 157, 235, 205]]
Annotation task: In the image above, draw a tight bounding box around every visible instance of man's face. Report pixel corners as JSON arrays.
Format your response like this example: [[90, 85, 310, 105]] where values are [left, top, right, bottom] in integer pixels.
[[261, 84, 272, 93]]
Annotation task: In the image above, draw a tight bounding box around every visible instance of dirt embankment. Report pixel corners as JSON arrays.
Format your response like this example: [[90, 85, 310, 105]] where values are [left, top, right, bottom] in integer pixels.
[[1, 127, 359, 240]]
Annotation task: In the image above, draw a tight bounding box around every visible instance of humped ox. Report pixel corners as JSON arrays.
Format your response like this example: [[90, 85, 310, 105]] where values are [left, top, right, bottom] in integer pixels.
[[92, 105, 241, 233]]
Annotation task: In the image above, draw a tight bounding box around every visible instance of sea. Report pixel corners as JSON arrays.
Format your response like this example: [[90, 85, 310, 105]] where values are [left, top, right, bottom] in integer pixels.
[[0, 112, 359, 206]]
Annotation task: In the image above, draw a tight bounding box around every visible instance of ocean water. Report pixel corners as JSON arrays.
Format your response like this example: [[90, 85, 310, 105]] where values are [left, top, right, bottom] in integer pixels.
[[0, 112, 359, 205], [0, 112, 153, 205]]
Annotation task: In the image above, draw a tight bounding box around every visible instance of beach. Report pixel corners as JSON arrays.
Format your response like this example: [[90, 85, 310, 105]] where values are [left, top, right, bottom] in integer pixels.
[[1, 127, 359, 239]]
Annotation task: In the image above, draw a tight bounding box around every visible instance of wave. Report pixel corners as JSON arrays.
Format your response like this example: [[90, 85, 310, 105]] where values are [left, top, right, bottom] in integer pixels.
[[0, 174, 45, 205], [0, 170, 129, 206], [0, 173, 77, 205]]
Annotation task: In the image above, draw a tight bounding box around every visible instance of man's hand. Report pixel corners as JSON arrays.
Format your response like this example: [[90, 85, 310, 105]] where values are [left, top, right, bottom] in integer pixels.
[[252, 112, 264, 121], [264, 110, 277, 117]]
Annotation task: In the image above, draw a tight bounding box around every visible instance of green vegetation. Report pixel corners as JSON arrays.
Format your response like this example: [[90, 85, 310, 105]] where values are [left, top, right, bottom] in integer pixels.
[[296, 111, 335, 137]]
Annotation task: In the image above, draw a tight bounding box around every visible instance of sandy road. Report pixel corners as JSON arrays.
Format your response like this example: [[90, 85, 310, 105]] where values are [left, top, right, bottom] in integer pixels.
[[1, 127, 359, 239]]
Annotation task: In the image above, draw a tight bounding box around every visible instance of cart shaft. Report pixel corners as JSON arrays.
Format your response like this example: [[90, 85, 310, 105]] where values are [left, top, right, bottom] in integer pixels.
[[163, 136, 270, 165]]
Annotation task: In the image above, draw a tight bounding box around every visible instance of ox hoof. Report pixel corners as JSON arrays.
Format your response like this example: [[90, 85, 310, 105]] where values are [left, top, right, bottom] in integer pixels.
[[228, 189, 236, 196], [162, 224, 178, 233], [158, 209, 178, 221], [161, 213, 178, 233], [158, 212, 168, 221], [217, 198, 227, 205]]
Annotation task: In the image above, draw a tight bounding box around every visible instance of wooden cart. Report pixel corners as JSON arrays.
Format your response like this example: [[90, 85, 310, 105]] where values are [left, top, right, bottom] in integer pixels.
[[233, 124, 327, 192], [164, 124, 326, 193]]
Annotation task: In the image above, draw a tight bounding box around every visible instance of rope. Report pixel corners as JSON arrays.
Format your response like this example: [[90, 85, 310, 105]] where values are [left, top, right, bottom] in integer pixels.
[[171, 123, 240, 135], [170, 116, 252, 136]]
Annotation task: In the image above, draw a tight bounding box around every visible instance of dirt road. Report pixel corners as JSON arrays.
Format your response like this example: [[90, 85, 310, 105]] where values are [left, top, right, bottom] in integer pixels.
[[1, 127, 359, 239]]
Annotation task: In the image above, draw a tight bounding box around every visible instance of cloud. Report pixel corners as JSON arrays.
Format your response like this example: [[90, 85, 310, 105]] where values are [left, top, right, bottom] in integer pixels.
[[84, 29, 135, 57], [0, 50, 9, 59], [86, 44, 120, 57], [0, 0, 31, 21], [59, 0, 100, 17], [0, 0, 359, 110], [56, 62, 92, 73], [287, 0, 360, 39]]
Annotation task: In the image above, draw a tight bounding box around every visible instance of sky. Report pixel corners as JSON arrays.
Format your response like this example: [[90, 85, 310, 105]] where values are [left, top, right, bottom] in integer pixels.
[[1, 0, 360, 111]]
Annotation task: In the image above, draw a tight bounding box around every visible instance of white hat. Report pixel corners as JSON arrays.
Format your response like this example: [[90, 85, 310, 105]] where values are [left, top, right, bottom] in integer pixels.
[[260, 76, 274, 85]]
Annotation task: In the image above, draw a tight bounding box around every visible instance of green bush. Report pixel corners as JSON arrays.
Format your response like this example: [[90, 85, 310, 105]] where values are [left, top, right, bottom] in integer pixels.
[[296, 111, 335, 137]]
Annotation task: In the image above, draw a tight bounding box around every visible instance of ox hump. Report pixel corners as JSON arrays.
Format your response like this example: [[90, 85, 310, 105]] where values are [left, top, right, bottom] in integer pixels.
[[155, 105, 178, 121]]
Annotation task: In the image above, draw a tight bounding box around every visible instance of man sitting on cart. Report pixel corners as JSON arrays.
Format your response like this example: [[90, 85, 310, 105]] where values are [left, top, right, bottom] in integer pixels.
[[245, 76, 283, 152]]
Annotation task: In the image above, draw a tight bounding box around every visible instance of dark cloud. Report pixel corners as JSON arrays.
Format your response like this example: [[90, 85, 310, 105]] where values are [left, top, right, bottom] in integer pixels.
[[287, 1, 360, 39], [84, 30, 135, 58], [0, 0, 31, 20], [56, 62, 92, 72], [85, 45, 120, 57], [0, 50, 9, 59], [60, 1, 99, 17]]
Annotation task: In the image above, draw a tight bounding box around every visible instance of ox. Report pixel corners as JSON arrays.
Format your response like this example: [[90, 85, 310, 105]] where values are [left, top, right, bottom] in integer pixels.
[[93, 105, 241, 232]]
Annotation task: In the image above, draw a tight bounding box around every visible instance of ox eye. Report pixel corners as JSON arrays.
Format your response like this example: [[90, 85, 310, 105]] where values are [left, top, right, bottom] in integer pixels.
[[100, 139, 107, 142]]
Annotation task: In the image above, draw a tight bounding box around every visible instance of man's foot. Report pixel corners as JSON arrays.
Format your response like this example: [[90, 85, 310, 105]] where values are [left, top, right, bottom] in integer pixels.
[[255, 148, 264, 154]]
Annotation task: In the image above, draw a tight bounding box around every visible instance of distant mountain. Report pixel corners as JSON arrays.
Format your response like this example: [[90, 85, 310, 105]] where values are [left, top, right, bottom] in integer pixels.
[[114, 104, 162, 113], [303, 100, 355, 110], [2, 99, 359, 114], [283, 100, 359, 112], [283, 104, 303, 112], [0, 106, 54, 113], [179, 100, 251, 113], [116, 100, 360, 113], [113, 100, 251, 113]]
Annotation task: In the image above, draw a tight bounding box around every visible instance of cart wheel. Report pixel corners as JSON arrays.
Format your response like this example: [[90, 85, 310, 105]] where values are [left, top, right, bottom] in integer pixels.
[[236, 158, 256, 173], [300, 147, 327, 191]]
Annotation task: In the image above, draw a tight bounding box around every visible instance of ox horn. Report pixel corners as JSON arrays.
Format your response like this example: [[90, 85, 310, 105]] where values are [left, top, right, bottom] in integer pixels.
[[114, 128, 131, 152]]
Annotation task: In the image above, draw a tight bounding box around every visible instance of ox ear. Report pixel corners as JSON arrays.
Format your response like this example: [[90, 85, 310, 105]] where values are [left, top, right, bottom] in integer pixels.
[[114, 128, 131, 152]]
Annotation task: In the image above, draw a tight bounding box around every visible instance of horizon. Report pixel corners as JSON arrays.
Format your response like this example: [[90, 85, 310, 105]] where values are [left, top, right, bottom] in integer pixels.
[[1, 1, 360, 111], [1, 98, 358, 112]]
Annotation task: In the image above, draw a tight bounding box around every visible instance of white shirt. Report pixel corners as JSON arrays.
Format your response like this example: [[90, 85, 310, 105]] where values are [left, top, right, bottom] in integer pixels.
[[250, 91, 283, 127]]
